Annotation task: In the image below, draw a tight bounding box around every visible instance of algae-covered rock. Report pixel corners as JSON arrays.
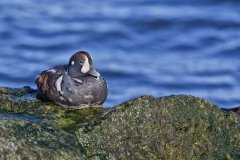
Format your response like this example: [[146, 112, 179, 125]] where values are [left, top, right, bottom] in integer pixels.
[[0, 87, 106, 160], [223, 107, 240, 120], [77, 95, 240, 160], [0, 87, 239, 160]]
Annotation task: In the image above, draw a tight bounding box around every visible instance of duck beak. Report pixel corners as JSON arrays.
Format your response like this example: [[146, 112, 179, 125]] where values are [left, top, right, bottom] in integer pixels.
[[88, 68, 100, 80]]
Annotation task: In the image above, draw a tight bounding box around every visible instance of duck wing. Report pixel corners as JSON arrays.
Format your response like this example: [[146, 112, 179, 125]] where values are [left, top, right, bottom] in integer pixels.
[[35, 65, 67, 101]]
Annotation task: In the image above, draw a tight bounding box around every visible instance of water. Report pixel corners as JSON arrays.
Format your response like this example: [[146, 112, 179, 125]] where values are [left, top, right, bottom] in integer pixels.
[[0, 0, 240, 108]]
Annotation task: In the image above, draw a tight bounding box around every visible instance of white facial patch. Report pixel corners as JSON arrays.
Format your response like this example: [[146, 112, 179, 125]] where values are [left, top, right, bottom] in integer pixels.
[[71, 61, 75, 65], [55, 76, 64, 95], [81, 58, 90, 73]]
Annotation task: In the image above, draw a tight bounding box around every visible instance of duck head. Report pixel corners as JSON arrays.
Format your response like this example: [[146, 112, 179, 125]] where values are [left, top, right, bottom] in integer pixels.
[[67, 51, 100, 79]]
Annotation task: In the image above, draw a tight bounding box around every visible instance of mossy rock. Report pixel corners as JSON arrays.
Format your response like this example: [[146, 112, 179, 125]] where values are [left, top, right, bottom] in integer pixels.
[[0, 87, 239, 160], [0, 87, 106, 159], [223, 107, 240, 120], [78, 95, 240, 160]]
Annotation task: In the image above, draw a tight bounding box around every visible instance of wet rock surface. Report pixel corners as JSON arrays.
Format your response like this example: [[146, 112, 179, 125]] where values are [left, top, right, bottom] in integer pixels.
[[0, 87, 239, 160]]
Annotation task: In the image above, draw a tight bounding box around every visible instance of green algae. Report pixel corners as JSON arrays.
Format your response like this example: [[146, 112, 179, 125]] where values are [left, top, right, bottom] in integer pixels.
[[0, 87, 8, 94], [0, 87, 239, 160], [0, 87, 106, 159], [0, 87, 106, 131], [223, 107, 240, 120], [77, 95, 240, 160], [0, 86, 35, 96]]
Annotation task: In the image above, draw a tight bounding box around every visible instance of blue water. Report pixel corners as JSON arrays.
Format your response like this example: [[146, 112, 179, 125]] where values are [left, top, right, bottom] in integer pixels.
[[0, 0, 240, 108]]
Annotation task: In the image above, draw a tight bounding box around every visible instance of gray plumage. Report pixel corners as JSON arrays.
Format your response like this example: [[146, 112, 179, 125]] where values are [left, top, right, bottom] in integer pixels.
[[35, 51, 108, 108]]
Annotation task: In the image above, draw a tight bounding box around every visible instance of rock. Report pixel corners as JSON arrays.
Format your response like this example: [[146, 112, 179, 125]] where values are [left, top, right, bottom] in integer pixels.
[[0, 87, 239, 160], [222, 107, 240, 120], [78, 95, 240, 159], [0, 87, 106, 160]]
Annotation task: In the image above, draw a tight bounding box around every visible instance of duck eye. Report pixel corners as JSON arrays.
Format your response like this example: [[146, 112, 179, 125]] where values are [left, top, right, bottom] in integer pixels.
[[71, 61, 75, 65], [79, 61, 84, 65]]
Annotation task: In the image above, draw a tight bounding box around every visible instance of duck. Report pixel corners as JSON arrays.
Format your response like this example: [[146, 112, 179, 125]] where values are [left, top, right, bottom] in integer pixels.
[[35, 51, 108, 109]]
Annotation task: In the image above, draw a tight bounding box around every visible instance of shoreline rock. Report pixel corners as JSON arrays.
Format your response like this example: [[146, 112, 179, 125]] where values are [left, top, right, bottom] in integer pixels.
[[0, 87, 239, 159]]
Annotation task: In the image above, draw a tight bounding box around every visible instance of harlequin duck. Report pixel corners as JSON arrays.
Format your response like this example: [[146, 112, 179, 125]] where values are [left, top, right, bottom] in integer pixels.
[[35, 51, 108, 109]]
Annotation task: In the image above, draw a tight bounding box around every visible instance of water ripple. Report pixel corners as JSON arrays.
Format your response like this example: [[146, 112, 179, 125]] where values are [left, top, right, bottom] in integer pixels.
[[0, 0, 240, 108]]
